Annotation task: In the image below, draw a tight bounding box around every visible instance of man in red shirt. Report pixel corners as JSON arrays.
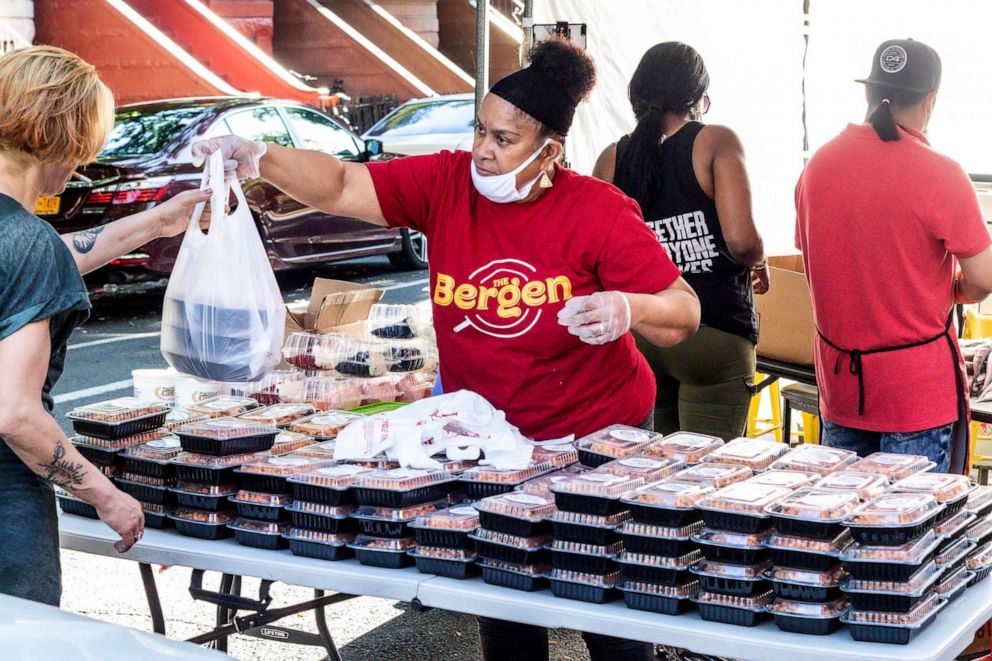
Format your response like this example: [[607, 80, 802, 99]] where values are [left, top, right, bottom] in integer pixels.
[[796, 39, 992, 473]]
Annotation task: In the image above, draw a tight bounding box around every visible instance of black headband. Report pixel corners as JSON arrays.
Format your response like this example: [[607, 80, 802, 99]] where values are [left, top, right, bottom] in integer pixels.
[[490, 67, 576, 136]]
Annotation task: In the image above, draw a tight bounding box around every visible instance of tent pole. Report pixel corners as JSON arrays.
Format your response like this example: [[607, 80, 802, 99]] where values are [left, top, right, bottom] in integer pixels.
[[475, 0, 490, 115], [521, 0, 534, 66]]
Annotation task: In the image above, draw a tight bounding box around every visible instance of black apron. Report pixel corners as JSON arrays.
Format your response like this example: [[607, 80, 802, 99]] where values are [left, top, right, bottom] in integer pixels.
[[816, 309, 970, 474]]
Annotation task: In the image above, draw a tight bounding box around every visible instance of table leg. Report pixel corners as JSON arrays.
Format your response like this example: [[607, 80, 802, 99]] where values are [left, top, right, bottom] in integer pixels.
[[214, 573, 236, 653], [314, 589, 344, 661], [138, 563, 166, 635]]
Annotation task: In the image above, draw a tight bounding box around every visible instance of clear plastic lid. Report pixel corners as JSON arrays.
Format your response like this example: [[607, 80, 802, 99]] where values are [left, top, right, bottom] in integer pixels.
[[935, 535, 972, 568], [394, 371, 437, 403], [285, 529, 356, 545], [621, 479, 715, 510], [474, 493, 556, 521], [842, 561, 942, 595], [476, 558, 551, 576], [461, 463, 551, 485], [815, 471, 890, 501], [967, 515, 992, 544], [693, 528, 772, 550], [620, 579, 700, 598], [176, 417, 276, 440], [279, 376, 365, 411], [546, 568, 620, 588], [411, 505, 480, 530], [360, 376, 402, 405], [232, 490, 292, 506], [186, 396, 258, 418], [619, 519, 704, 540], [850, 452, 932, 482], [315, 334, 396, 375], [700, 438, 790, 471], [123, 436, 182, 460], [174, 480, 237, 495], [673, 463, 753, 488], [549, 472, 644, 499], [411, 546, 476, 561], [288, 440, 336, 460], [515, 465, 590, 497], [769, 445, 860, 476], [765, 530, 853, 556], [288, 501, 355, 517], [386, 338, 439, 374], [229, 518, 290, 535], [238, 455, 330, 477], [936, 565, 970, 598], [840, 530, 941, 564], [239, 404, 315, 426], [576, 425, 659, 459], [933, 509, 975, 540], [289, 412, 363, 439], [549, 539, 623, 558], [966, 541, 992, 571], [548, 509, 631, 530], [173, 451, 266, 468], [172, 508, 235, 524], [844, 593, 943, 626], [643, 432, 724, 464], [697, 483, 792, 517], [73, 429, 169, 449], [594, 456, 683, 482], [288, 464, 376, 490], [237, 370, 294, 404], [270, 431, 315, 456], [746, 470, 820, 490], [120, 472, 174, 487], [967, 486, 992, 515], [768, 597, 848, 618], [141, 502, 173, 514], [68, 397, 168, 422], [469, 528, 551, 551], [358, 468, 456, 491], [367, 302, 431, 333], [691, 558, 773, 580], [529, 443, 579, 468], [768, 488, 861, 522], [282, 332, 324, 368], [348, 535, 417, 552], [694, 590, 775, 611], [846, 493, 942, 527], [353, 500, 445, 522], [435, 458, 479, 475], [892, 473, 974, 504], [766, 564, 847, 587], [618, 550, 703, 570], [164, 408, 209, 431]]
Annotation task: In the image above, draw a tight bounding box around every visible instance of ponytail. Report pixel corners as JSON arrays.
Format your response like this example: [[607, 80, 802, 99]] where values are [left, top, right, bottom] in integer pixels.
[[865, 85, 931, 142], [614, 106, 665, 212], [868, 98, 900, 142]]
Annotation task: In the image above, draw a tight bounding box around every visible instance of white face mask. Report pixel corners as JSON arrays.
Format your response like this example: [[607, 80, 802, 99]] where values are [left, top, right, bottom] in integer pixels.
[[470, 139, 551, 204]]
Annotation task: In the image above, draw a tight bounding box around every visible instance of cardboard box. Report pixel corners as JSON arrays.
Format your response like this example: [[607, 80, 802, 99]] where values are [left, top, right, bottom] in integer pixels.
[[754, 255, 816, 367]]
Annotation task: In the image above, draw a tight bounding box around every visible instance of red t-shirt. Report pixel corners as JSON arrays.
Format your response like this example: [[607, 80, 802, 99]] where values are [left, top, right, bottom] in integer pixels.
[[367, 150, 679, 439], [795, 123, 991, 432]]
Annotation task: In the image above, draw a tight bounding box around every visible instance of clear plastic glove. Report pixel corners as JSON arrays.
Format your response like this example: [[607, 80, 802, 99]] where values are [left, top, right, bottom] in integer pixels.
[[557, 291, 632, 345], [191, 135, 267, 180]]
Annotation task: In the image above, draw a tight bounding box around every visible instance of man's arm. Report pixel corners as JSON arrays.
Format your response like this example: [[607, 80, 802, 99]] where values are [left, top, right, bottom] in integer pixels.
[[958, 247, 992, 303], [0, 320, 144, 551]]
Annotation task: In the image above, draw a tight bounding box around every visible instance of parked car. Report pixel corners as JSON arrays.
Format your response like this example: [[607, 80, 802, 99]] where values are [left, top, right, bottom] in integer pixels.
[[361, 93, 474, 156], [39, 97, 427, 284]]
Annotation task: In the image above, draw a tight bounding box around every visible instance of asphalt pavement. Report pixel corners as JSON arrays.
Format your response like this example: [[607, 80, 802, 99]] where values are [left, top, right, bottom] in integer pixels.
[[55, 257, 594, 661]]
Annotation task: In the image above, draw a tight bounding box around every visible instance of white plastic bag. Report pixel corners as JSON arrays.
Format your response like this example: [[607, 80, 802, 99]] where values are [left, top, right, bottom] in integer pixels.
[[161, 151, 286, 382]]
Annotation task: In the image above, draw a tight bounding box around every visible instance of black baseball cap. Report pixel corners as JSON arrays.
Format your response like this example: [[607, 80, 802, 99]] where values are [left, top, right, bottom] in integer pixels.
[[856, 39, 941, 93]]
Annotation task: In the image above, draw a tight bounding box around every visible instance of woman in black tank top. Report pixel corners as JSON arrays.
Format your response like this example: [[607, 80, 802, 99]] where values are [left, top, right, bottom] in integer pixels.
[[593, 42, 769, 440]]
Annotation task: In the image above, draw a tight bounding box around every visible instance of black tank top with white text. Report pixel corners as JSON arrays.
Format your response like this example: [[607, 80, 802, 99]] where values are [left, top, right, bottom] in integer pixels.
[[617, 122, 757, 343]]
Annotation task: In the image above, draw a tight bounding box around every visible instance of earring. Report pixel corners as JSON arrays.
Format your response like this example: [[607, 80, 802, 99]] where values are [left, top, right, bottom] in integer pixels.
[[539, 170, 553, 189]]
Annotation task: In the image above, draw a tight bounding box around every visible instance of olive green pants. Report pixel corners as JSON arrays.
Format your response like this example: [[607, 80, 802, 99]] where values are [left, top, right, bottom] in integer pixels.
[[636, 325, 756, 441]]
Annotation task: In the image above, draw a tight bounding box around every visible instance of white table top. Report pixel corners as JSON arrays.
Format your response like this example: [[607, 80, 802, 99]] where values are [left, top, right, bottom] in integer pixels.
[[59, 513, 991, 661]]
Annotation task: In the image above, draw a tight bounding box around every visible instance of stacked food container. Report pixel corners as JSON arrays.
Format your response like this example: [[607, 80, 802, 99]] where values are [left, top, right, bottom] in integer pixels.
[[409, 505, 481, 578], [116, 436, 183, 529], [284, 465, 372, 560], [469, 492, 554, 588], [460, 444, 579, 500]]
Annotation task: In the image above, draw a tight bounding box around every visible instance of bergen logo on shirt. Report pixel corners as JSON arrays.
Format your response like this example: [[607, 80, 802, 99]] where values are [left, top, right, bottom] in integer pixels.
[[646, 210, 718, 273], [433, 258, 573, 339]]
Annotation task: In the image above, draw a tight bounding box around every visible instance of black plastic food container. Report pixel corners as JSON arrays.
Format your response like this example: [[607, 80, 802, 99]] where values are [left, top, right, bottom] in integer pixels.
[[411, 555, 479, 579], [286, 537, 353, 561], [69, 411, 168, 440], [768, 547, 838, 573], [548, 579, 618, 604], [354, 482, 456, 509], [771, 581, 843, 603], [171, 517, 233, 540], [115, 479, 176, 507], [58, 495, 98, 519], [288, 508, 357, 535], [771, 613, 842, 636], [479, 565, 547, 592], [553, 520, 622, 547], [350, 545, 415, 569], [553, 492, 627, 517], [231, 525, 288, 550], [177, 431, 276, 457], [549, 549, 617, 575], [622, 590, 693, 615], [697, 575, 771, 598], [695, 602, 768, 627], [478, 511, 550, 538], [231, 500, 288, 523]]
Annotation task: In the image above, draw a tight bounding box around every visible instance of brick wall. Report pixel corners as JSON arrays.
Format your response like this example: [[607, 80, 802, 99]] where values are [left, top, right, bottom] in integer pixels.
[[203, 0, 273, 53]]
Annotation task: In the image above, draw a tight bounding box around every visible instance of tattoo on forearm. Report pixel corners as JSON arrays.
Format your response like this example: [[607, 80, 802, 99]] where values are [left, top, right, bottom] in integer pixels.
[[71, 225, 106, 254], [38, 440, 86, 489]]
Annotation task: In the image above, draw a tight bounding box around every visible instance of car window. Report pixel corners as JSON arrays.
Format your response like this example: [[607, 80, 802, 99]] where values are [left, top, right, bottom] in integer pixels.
[[99, 106, 209, 159], [225, 107, 294, 147], [284, 107, 362, 159], [366, 99, 474, 138]]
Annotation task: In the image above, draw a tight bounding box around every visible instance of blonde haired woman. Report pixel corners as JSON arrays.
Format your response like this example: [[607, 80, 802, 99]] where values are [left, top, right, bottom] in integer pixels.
[[0, 46, 210, 605]]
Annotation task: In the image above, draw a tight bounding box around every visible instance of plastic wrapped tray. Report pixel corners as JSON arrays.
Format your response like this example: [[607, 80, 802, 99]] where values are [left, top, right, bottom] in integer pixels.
[[354, 469, 458, 508], [547, 569, 621, 604], [693, 528, 772, 565], [616, 550, 702, 587], [72, 430, 167, 466], [700, 438, 790, 472], [229, 491, 291, 523], [746, 470, 820, 490], [409, 505, 479, 549], [474, 493, 555, 537], [594, 456, 683, 483], [229, 518, 290, 550], [769, 445, 859, 477], [767, 488, 861, 540], [841, 561, 942, 612], [278, 375, 364, 411], [120, 437, 182, 478], [846, 493, 944, 546], [967, 515, 992, 547], [268, 431, 315, 457], [673, 463, 753, 489], [114, 476, 175, 507], [766, 564, 848, 602], [690, 559, 773, 597], [57, 493, 99, 519], [315, 335, 396, 377], [620, 479, 711, 527], [186, 396, 258, 419], [618, 519, 703, 557], [841, 594, 944, 644], [934, 509, 974, 544], [692, 590, 774, 627], [460, 463, 555, 500], [283, 332, 324, 370], [239, 403, 315, 427], [697, 483, 791, 534], [289, 412, 363, 440], [619, 578, 699, 615], [478, 558, 550, 592], [934, 535, 971, 570], [469, 529, 551, 565], [548, 510, 628, 546], [575, 425, 659, 467], [394, 371, 437, 404], [66, 398, 169, 439], [288, 465, 375, 506], [967, 486, 992, 518], [352, 501, 445, 538], [515, 465, 590, 498], [386, 338, 438, 374], [765, 530, 854, 572], [288, 440, 336, 460], [286, 501, 357, 535], [548, 539, 622, 574], [175, 418, 277, 456], [966, 541, 992, 583], [550, 473, 643, 516], [841, 531, 942, 581], [163, 408, 209, 432], [348, 535, 417, 568], [643, 432, 723, 464], [935, 565, 970, 603], [366, 303, 429, 339], [172, 451, 265, 485], [767, 597, 849, 635], [816, 471, 890, 501], [409, 547, 479, 579], [849, 452, 933, 482], [529, 443, 580, 469], [285, 529, 356, 561], [170, 508, 235, 540], [235, 456, 332, 494], [172, 481, 237, 511]]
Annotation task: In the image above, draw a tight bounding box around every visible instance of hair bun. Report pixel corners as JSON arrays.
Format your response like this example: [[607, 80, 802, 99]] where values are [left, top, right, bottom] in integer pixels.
[[527, 37, 596, 105]]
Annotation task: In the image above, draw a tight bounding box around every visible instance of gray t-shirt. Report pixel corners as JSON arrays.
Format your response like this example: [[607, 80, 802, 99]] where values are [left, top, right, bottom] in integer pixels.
[[0, 193, 90, 412]]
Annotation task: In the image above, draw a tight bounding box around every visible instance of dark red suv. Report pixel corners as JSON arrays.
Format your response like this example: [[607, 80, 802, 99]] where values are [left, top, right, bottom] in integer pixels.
[[39, 97, 427, 283]]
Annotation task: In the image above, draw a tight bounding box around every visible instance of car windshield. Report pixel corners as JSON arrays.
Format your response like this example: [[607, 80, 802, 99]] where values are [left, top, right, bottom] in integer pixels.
[[367, 99, 474, 137], [99, 106, 209, 159]]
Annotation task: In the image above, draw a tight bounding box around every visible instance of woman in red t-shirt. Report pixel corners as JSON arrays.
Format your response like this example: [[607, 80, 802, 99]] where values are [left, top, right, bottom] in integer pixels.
[[194, 38, 699, 660]]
